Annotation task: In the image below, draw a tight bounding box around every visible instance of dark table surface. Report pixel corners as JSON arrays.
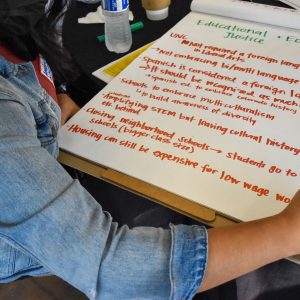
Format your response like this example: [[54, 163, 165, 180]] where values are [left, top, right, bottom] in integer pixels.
[[63, 0, 291, 106]]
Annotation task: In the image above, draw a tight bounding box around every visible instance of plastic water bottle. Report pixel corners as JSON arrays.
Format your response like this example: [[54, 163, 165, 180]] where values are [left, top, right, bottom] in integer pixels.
[[101, 0, 132, 53]]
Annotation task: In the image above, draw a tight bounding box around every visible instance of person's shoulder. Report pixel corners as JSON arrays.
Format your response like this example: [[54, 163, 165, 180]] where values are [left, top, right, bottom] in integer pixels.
[[0, 76, 18, 99], [0, 73, 23, 103], [0, 67, 32, 118], [0, 55, 31, 102], [0, 73, 36, 134]]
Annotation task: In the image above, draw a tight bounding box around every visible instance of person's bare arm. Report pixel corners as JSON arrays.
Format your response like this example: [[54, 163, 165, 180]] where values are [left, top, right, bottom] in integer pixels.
[[57, 93, 80, 125], [199, 190, 300, 292]]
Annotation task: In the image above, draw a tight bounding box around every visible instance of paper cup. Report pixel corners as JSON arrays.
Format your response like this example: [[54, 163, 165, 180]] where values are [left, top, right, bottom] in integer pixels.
[[141, 0, 171, 20]]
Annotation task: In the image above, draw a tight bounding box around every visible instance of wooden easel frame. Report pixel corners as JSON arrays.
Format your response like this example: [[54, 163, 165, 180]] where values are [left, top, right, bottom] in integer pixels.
[[59, 150, 236, 227]]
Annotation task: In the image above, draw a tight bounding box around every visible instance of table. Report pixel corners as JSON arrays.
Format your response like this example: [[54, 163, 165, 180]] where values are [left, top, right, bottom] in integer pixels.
[[60, 0, 292, 227], [62, 0, 194, 105], [62, 0, 290, 105]]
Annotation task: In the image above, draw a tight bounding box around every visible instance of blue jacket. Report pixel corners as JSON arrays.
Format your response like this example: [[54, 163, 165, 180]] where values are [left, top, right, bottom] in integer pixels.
[[0, 54, 207, 300]]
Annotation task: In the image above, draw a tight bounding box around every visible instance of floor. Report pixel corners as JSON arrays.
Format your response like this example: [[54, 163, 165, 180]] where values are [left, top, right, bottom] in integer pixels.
[[0, 276, 219, 300], [0, 276, 87, 300]]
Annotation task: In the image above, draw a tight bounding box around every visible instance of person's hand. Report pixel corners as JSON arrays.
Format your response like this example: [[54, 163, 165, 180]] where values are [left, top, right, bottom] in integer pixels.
[[278, 189, 300, 255], [57, 93, 80, 125]]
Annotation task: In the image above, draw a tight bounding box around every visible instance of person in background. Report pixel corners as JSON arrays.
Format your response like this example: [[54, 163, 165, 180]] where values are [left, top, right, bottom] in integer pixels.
[[0, 1, 300, 299]]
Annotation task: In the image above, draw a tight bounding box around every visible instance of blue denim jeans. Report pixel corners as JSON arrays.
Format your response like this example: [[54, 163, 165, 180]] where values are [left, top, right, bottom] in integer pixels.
[[0, 54, 208, 299]]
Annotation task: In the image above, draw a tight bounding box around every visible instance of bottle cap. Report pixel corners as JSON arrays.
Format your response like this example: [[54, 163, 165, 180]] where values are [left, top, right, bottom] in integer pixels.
[[146, 7, 169, 21]]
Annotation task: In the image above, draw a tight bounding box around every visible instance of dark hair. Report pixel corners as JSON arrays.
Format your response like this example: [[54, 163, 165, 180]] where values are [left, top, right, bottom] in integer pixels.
[[0, 0, 77, 86]]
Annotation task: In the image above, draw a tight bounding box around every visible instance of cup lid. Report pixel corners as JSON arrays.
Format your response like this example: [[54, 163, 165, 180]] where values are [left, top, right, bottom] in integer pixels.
[[146, 7, 169, 21]]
